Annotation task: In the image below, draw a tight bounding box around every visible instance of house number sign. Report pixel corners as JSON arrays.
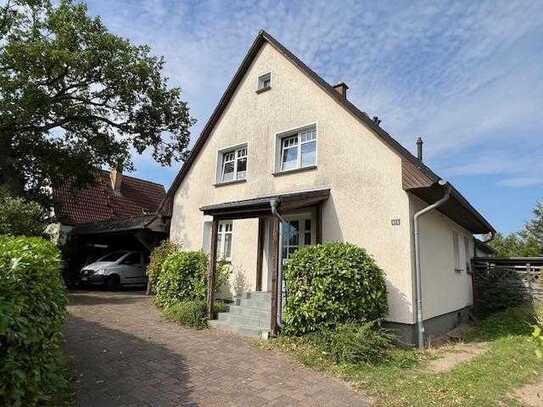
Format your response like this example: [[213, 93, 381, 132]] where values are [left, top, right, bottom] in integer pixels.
[[391, 218, 401, 226]]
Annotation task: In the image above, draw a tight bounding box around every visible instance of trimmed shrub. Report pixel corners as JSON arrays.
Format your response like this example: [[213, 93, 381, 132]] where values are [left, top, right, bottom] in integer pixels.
[[153, 247, 233, 309], [0, 188, 46, 237], [0, 236, 66, 406], [283, 242, 388, 335], [154, 250, 208, 308], [147, 240, 183, 293], [318, 322, 395, 365], [163, 300, 228, 329]]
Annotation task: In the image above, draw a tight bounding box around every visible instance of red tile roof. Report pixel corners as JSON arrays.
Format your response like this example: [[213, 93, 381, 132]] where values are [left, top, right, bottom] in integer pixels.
[[53, 170, 166, 226]]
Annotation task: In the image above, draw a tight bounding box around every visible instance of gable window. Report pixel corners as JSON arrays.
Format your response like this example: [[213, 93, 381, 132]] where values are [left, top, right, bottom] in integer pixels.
[[220, 146, 247, 183], [257, 73, 271, 92], [279, 125, 316, 172], [453, 231, 462, 272], [217, 221, 233, 260]]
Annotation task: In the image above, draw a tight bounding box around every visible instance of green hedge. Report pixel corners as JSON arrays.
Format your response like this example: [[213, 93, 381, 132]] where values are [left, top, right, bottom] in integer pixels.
[[0, 236, 66, 406], [147, 240, 183, 294], [283, 242, 388, 335], [153, 247, 232, 310], [154, 250, 208, 308]]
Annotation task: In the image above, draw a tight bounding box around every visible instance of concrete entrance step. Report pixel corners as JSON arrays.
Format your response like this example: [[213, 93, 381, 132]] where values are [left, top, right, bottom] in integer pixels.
[[208, 319, 270, 339]]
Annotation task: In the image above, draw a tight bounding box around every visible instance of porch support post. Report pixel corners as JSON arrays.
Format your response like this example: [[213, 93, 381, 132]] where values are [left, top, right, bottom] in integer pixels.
[[256, 217, 265, 291], [270, 216, 280, 335], [207, 218, 219, 319], [316, 203, 323, 244]]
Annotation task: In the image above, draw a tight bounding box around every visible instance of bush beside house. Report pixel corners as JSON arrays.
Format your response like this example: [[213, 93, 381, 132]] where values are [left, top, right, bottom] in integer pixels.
[[283, 242, 388, 335], [151, 243, 230, 328], [0, 236, 67, 406], [146, 240, 183, 294]]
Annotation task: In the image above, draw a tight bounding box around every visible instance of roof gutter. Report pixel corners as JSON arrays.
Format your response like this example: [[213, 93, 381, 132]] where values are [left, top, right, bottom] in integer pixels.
[[414, 180, 451, 349]]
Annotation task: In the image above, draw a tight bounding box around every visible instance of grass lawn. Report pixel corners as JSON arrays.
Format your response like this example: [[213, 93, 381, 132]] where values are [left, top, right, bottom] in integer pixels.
[[260, 306, 543, 406]]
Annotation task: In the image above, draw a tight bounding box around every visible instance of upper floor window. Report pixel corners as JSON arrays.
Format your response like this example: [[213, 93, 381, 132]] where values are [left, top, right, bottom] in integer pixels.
[[257, 73, 271, 92], [220, 146, 247, 183], [280, 126, 316, 172]]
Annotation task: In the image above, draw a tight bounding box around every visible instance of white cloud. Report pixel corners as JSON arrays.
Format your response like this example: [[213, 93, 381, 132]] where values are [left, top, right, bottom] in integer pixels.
[[83, 0, 543, 192]]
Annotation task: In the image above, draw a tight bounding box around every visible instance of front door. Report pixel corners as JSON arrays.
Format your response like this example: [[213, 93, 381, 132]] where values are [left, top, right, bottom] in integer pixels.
[[279, 215, 314, 314]]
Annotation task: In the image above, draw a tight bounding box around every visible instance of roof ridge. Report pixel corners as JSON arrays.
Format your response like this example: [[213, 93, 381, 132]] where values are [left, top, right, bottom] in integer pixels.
[[97, 168, 165, 189]]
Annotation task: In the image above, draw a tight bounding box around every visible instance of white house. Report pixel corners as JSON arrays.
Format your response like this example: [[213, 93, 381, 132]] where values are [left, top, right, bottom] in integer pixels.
[[167, 31, 495, 345]]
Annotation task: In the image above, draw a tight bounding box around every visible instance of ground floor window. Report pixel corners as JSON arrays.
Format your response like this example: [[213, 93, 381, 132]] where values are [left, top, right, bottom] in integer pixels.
[[217, 221, 233, 261], [281, 218, 312, 262]]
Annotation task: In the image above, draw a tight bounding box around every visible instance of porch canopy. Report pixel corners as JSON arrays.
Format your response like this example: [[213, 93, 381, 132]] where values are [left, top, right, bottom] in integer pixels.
[[201, 188, 330, 219], [200, 188, 330, 335]]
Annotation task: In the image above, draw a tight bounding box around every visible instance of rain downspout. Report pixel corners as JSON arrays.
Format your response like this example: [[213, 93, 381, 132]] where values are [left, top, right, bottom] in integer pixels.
[[270, 198, 287, 328], [414, 180, 451, 349]]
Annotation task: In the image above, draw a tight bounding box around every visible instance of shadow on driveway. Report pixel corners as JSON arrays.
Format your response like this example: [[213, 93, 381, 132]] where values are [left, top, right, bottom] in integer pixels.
[[64, 316, 195, 407], [67, 289, 147, 306]]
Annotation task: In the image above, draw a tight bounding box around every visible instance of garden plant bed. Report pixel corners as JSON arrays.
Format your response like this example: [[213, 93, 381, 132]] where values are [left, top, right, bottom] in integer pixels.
[[260, 306, 543, 406]]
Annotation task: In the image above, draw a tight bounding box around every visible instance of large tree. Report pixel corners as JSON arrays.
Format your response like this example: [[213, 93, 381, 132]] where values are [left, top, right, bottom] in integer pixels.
[[490, 198, 543, 257], [0, 0, 193, 204], [521, 199, 543, 250]]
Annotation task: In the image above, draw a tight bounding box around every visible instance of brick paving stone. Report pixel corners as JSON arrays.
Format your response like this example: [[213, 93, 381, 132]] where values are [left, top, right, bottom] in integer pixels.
[[64, 290, 370, 406]]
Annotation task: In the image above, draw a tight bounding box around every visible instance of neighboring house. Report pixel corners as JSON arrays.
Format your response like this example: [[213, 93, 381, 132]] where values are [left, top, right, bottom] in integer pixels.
[[167, 31, 495, 345], [475, 238, 497, 257], [51, 168, 169, 281]]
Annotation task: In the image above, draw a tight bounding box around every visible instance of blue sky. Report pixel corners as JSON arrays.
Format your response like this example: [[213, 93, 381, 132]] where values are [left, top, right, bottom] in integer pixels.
[[84, 0, 543, 234]]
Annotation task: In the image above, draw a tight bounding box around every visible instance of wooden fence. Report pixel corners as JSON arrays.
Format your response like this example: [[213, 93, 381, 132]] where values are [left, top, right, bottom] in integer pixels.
[[471, 257, 543, 315]]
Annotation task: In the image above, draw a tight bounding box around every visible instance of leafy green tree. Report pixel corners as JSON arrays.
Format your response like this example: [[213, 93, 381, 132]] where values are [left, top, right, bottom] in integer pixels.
[[489, 232, 540, 257], [0, 0, 194, 204], [0, 188, 46, 236], [521, 199, 543, 252], [490, 199, 543, 257]]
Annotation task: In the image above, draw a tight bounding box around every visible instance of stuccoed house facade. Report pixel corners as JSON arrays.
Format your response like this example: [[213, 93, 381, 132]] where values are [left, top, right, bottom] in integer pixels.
[[167, 31, 495, 345]]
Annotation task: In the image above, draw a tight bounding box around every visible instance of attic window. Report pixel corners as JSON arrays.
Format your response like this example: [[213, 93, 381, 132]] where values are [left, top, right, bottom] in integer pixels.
[[257, 73, 271, 93]]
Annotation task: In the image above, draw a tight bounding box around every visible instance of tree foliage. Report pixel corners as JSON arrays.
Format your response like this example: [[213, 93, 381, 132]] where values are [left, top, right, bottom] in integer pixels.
[[0, 0, 194, 204], [0, 188, 46, 236], [522, 199, 543, 251], [490, 199, 543, 257]]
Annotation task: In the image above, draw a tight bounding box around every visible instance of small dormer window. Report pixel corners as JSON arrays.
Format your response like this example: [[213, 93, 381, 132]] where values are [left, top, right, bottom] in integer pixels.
[[257, 73, 271, 93]]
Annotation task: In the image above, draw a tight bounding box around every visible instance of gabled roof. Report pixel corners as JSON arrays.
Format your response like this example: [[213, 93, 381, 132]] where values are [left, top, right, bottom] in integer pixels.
[[53, 170, 166, 226], [166, 30, 494, 234]]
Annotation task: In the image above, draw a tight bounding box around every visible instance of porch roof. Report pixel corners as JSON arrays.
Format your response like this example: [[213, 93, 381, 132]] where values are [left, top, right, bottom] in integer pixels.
[[200, 188, 330, 219]]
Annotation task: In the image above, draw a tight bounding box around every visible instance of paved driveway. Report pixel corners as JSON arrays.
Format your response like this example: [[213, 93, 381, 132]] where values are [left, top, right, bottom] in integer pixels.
[[64, 290, 369, 407]]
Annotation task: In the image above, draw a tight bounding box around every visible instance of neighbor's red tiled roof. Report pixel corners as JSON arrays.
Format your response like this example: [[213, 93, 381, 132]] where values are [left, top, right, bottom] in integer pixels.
[[53, 170, 166, 226]]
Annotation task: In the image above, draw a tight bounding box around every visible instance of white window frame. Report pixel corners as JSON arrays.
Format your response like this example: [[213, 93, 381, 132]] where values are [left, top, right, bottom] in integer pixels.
[[217, 144, 248, 183], [280, 214, 314, 265], [257, 72, 272, 91], [276, 124, 317, 173], [217, 221, 233, 261]]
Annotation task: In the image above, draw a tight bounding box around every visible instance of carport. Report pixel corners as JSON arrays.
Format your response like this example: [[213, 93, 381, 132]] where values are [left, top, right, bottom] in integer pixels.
[[64, 214, 169, 284]]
